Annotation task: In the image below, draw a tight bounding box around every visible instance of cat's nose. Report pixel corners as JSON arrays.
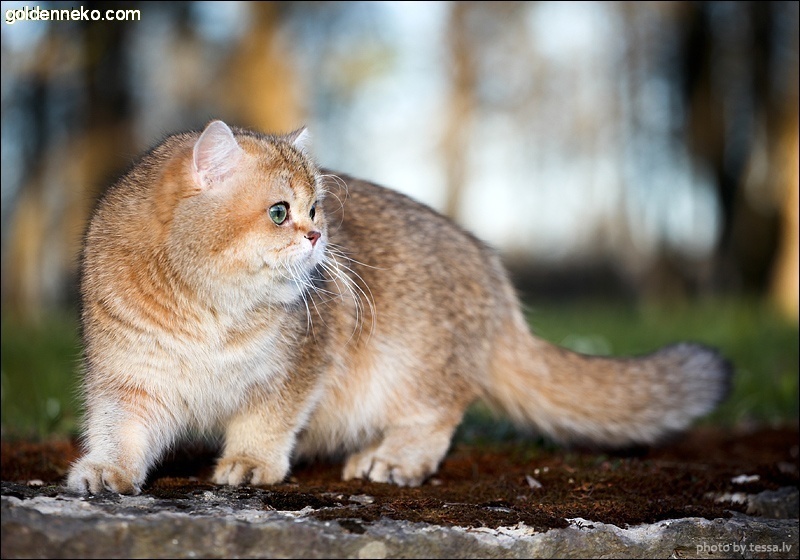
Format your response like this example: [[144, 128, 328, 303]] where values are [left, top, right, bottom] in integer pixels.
[[305, 231, 321, 247]]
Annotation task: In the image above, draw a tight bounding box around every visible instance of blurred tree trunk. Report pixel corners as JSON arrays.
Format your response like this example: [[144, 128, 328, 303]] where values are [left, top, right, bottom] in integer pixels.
[[769, 102, 799, 322], [219, 2, 303, 133], [765, 4, 799, 323], [441, 1, 477, 221], [679, 1, 786, 299], [617, 2, 698, 302]]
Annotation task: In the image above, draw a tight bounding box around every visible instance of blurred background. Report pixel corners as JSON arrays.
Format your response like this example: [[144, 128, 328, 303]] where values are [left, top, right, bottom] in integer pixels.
[[1, 1, 798, 439]]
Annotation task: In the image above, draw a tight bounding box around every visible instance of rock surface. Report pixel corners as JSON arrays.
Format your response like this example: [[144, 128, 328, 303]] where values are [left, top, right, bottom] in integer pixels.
[[2, 482, 798, 559]]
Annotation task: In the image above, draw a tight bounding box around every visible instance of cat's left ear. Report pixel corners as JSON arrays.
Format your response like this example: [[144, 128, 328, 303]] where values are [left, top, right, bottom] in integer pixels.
[[192, 120, 244, 190], [286, 126, 311, 154]]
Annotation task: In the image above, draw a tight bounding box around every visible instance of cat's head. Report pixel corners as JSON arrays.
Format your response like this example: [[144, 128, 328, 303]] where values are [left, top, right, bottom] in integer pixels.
[[164, 120, 328, 307]]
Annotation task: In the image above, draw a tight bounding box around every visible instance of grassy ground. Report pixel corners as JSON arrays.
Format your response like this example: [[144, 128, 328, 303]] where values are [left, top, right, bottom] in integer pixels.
[[1, 312, 82, 439], [1, 297, 797, 440]]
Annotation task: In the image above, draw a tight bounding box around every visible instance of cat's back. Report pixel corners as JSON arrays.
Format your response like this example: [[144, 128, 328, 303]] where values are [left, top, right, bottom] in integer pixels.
[[323, 172, 511, 299], [318, 171, 518, 365], [323, 173, 501, 273]]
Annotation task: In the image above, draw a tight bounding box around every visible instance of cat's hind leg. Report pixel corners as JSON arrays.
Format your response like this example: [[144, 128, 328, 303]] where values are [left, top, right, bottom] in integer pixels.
[[341, 417, 460, 487]]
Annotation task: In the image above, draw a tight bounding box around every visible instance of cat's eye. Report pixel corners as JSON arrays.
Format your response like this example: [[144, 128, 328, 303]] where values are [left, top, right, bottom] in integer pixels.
[[310, 203, 316, 220], [269, 203, 288, 225]]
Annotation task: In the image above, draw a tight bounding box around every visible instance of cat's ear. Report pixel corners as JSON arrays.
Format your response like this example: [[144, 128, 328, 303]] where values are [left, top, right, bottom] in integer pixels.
[[286, 126, 311, 154], [192, 120, 243, 190]]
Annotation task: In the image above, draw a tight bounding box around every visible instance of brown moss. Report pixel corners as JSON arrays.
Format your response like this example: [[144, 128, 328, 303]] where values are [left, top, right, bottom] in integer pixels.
[[2, 425, 798, 531]]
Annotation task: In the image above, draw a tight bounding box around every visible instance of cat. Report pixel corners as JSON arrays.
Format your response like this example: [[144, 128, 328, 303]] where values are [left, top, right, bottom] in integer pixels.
[[66, 120, 732, 494]]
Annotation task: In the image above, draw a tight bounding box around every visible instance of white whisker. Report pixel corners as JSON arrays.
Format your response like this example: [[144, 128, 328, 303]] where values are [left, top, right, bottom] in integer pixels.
[[327, 243, 384, 271], [320, 261, 366, 346], [319, 173, 349, 232], [319, 248, 377, 344], [282, 260, 314, 338]]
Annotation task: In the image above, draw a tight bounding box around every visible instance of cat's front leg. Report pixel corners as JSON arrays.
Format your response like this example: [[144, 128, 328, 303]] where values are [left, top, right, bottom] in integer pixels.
[[212, 382, 313, 487], [67, 396, 174, 495], [68, 453, 145, 495], [212, 410, 296, 486]]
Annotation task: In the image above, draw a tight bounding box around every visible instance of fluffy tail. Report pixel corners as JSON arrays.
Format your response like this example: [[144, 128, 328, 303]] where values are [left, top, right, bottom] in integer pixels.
[[483, 311, 733, 448]]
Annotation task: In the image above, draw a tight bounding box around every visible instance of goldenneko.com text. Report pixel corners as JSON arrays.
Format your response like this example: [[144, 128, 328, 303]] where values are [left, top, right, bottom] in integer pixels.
[[5, 5, 141, 25]]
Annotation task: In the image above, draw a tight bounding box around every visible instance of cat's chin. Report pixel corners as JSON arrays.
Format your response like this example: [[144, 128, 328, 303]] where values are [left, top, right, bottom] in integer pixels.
[[255, 269, 318, 307], [262, 287, 306, 307]]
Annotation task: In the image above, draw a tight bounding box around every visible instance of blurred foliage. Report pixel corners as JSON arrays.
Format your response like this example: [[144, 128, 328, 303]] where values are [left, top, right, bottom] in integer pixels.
[[2, 298, 797, 441]]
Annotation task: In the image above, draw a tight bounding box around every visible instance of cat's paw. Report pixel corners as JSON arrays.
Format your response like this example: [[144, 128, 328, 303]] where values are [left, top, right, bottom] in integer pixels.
[[66, 459, 142, 495], [212, 455, 290, 487], [342, 452, 431, 487]]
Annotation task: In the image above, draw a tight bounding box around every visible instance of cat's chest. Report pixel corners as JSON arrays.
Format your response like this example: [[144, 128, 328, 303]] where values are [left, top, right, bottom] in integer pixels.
[[149, 311, 291, 385]]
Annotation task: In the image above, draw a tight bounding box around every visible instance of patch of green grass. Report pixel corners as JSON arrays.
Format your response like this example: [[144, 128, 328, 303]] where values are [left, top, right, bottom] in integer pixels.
[[1, 313, 82, 439]]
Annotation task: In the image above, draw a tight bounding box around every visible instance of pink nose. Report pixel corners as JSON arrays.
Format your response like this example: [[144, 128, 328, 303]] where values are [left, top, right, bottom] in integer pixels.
[[305, 231, 321, 247]]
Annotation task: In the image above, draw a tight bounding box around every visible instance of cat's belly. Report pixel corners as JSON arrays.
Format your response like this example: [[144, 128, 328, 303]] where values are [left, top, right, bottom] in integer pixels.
[[294, 336, 432, 459]]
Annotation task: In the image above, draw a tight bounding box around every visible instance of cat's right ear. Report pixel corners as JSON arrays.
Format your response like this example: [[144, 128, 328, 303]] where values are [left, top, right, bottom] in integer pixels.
[[192, 120, 244, 190], [286, 126, 311, 154]]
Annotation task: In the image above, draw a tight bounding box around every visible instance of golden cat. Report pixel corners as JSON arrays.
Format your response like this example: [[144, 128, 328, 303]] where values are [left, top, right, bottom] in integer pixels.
[[67, 120, 731, 494]]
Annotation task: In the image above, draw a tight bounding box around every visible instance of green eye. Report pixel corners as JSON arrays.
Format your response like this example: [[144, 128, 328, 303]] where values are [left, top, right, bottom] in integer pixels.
[[269, 203, 288, 225], [310, 203, 316, 220]]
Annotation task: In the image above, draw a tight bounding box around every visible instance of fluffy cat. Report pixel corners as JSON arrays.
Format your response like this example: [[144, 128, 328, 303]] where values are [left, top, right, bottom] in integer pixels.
[[67, 120, 732, 494]]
